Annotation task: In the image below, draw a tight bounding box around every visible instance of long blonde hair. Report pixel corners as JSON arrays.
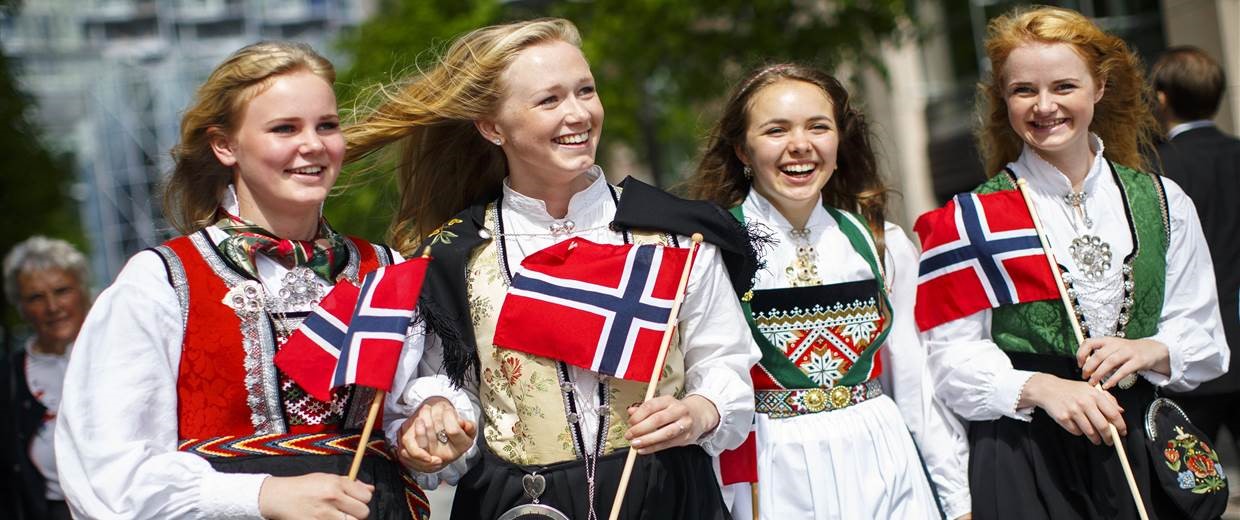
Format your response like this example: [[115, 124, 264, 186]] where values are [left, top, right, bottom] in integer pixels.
[[164, 41, 335, 234], [344, 18, 582, 253], [975, 6, 1159, 175]]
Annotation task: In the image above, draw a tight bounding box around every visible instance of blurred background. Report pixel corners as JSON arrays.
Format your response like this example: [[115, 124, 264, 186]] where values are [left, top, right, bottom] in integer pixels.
[[1, 0, 1237, 516]]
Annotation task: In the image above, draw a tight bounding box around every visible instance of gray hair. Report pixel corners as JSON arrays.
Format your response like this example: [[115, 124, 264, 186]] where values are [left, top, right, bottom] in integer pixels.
[[3, 236, 91, 306]]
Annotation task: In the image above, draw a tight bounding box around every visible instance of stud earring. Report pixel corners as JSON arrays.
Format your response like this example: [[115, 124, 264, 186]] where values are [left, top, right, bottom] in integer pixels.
[[743, 165, 753, 180], [493, 138, 502, 146]]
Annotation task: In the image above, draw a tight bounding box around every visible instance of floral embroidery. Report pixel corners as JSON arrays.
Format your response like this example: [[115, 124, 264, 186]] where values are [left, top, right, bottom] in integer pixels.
[[755, 297, 883, 387], [1164, 426, 1227, 494], [427, 219, 462, 246], [804, 351, 844, 387], [501, 356, 523, 386]]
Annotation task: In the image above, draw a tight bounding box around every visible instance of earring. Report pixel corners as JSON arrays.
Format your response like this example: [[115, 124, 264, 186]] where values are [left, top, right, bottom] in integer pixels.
[[493, 138, 502, 146], [743, 165, 753, 180]]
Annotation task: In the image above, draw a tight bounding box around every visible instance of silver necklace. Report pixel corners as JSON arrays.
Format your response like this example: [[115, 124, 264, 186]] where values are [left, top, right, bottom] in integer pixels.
[[1063, 191, 1111, 282], [785, 227, 822, 287]]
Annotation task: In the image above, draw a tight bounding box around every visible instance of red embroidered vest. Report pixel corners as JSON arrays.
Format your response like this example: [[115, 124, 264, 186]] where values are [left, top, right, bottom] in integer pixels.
[[155, 232, 385, 439]]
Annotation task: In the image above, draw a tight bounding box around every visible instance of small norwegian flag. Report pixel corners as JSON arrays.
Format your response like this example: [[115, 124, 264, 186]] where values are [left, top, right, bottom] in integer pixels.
[[492, 237, 694, 383], [275, 256, 430, 401], [913, 189, 1059, 331]]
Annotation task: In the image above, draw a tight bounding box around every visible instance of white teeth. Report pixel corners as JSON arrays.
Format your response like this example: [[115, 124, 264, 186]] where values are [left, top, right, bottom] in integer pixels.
[[780, 163, 815, 174], [554, 132, 589, 144], [1031, 118, 1068, 129], [288, 166, 323, 175]]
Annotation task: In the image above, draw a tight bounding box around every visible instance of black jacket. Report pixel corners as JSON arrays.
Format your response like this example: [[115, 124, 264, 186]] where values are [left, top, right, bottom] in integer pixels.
[[1157, 125, 1240, 394], [2, 347, 51, 520]]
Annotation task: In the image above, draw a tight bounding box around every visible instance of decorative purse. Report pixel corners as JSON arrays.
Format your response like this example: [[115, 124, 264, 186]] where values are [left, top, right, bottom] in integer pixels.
[[1144, 397, 1229, 519]]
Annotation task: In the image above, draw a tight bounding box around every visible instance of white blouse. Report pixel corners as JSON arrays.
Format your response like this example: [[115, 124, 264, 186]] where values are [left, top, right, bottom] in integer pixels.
[[922, 136, 1230, 422], [403, 167, 762, 489], [742, 190, 972, 518], [56, 190, 423, 519]]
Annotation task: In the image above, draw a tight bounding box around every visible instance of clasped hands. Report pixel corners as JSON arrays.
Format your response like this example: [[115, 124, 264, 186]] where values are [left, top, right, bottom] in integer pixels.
[[395, 394, 720, 472], [1019, 337, 1170, 446]]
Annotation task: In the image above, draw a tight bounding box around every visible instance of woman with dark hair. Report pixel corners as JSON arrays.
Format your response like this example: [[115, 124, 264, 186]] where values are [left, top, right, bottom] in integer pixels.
[[346, 17, 760, 520], [55, 42, 429, 520], [922, 7, 1228, 519], [688, 63, 970, 519]]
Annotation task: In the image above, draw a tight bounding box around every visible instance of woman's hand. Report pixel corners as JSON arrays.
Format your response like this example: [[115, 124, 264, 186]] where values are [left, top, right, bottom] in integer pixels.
[[1077, 337, 1170, 389], [258, 473, 373, 520], [1019, 373, 1126, 445], [397, 396, 476, 473], [624, 394, 719, 455]]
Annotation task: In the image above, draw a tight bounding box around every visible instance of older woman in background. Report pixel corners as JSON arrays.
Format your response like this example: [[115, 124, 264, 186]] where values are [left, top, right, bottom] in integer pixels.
[[2, 236, 90, 520]]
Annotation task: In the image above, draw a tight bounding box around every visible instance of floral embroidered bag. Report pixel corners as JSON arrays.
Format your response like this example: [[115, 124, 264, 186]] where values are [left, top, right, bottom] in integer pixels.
[[1145, 397, 1228, 519]]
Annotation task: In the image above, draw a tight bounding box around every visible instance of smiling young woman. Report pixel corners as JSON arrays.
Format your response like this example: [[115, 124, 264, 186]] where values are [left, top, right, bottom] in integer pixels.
[[689, 63, 972, 520], [920, 7, 1229, 520], [345, 18, 761, 520], [55, 42, 430, 520]]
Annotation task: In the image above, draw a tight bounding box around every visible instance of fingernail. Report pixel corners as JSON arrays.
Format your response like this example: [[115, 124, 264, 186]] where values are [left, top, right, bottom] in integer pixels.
[[631, 439, 642, 446]]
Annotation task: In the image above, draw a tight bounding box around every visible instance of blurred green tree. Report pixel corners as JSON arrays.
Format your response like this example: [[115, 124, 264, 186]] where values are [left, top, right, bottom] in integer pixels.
[[327, 0, 910, 243], [0, 11, 84, 351]]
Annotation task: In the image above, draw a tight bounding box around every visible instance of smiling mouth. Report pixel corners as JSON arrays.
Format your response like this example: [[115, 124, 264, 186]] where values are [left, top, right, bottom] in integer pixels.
[[779, 163, 816, 177], [553, 131, 590, 145], [287, 166, 325, 176], [1030, 118, 1069, 129]]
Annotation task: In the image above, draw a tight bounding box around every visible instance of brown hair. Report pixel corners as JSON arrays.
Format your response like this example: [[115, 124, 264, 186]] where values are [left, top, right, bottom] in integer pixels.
[[1151, 46, 1226, 121], [344, 18, 582, 254], [975, 6, 1159, 175], [163, 41, 335, 234], [688, 63, 888, 257]]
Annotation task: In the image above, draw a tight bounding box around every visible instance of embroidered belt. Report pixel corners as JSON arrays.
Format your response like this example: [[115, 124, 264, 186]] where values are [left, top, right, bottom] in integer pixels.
[[755, 379, 883, 418], [179, 432, 430, 519]]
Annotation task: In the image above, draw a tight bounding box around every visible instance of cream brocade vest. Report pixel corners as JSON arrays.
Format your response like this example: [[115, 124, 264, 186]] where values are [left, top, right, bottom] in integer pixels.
[[468, 204, 686, 465]]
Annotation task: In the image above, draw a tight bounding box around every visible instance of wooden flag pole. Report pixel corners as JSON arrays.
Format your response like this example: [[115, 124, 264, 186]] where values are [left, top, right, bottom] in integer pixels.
[[1015, 179, 1150, 520], [607, 234, 704, 520], [348, 389, 385, 480], [347, 246, 431, 481]]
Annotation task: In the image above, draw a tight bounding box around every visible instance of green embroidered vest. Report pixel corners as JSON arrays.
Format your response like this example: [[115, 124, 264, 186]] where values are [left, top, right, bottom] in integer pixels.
[[468, 203, 685, 465], [730, 204, 892, 389], [974, 163, 1170, 357]]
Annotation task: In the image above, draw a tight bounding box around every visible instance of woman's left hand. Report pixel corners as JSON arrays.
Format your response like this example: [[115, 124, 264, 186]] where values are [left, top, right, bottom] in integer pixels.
[[624, 395, 719, 455], [1077, 337, 1171, 389]]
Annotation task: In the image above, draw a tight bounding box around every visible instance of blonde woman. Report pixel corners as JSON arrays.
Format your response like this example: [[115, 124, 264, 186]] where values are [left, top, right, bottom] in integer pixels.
[[56, 42, 429, 520], [347, 18, 760, 519], [922, 7, 1228, 519]]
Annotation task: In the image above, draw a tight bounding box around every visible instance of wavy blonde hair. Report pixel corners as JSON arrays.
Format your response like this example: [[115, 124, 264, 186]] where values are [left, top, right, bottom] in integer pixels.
[[975, 6, 1159, 175], [163, 41, 335, 234], [344, 18, 582, 253], [688, 63, 889, 258]]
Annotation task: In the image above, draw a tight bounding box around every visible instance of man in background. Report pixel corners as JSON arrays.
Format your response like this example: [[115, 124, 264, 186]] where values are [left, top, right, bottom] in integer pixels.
[[1152, 44, 1240, 453]]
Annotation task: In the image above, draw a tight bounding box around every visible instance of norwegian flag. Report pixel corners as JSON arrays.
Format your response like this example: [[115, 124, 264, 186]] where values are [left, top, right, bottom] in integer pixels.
[[913, 189, 1059, 331], [275, 256, 430, 401], [492, 238, 694, 383]]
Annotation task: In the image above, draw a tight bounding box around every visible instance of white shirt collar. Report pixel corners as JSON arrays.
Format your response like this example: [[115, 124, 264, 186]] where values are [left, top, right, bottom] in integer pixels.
[[742, 188, 831, 231], [501, 166, 611, 225], [1168, 120, 1215, 140], [1013, 133, 1108, 195]]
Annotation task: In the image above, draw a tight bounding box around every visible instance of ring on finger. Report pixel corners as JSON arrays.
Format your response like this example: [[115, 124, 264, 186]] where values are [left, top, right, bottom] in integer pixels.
[[436, 429, 450, 444]]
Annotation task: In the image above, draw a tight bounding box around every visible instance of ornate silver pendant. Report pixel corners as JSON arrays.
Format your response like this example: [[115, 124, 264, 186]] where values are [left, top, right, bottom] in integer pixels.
[[277, 266, 324, 309], [497, 473, 570, 520], [1069, 235, 1112, 282]]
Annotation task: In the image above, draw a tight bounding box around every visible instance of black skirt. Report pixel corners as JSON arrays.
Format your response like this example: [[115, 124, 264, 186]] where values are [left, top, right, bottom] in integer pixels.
[[451, 444, 730, 520], [209, 452, 427, 520], [969, 352, 1183, 520]]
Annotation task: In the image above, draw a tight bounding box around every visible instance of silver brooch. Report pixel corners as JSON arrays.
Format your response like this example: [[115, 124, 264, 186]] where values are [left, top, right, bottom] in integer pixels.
[[222, 280, 266, 316], [278, 266, 324, 309]]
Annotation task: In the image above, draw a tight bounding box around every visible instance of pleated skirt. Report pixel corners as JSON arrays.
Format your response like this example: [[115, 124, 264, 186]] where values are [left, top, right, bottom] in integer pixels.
[[721, 394, 942, 520]]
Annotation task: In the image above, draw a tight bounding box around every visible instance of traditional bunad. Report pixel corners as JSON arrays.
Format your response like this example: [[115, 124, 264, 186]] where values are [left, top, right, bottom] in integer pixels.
[[923, 135, 1230, 519], [719, 189, 971, 520], [56, 188, 430, 519], [403, 168, 761, 519]]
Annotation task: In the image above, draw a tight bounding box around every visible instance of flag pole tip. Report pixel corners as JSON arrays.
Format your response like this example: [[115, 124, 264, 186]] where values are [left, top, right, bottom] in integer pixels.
[[691, 233, 704, 243], [420, 246, 432, 258], [1016, 178, 1028, 187]]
